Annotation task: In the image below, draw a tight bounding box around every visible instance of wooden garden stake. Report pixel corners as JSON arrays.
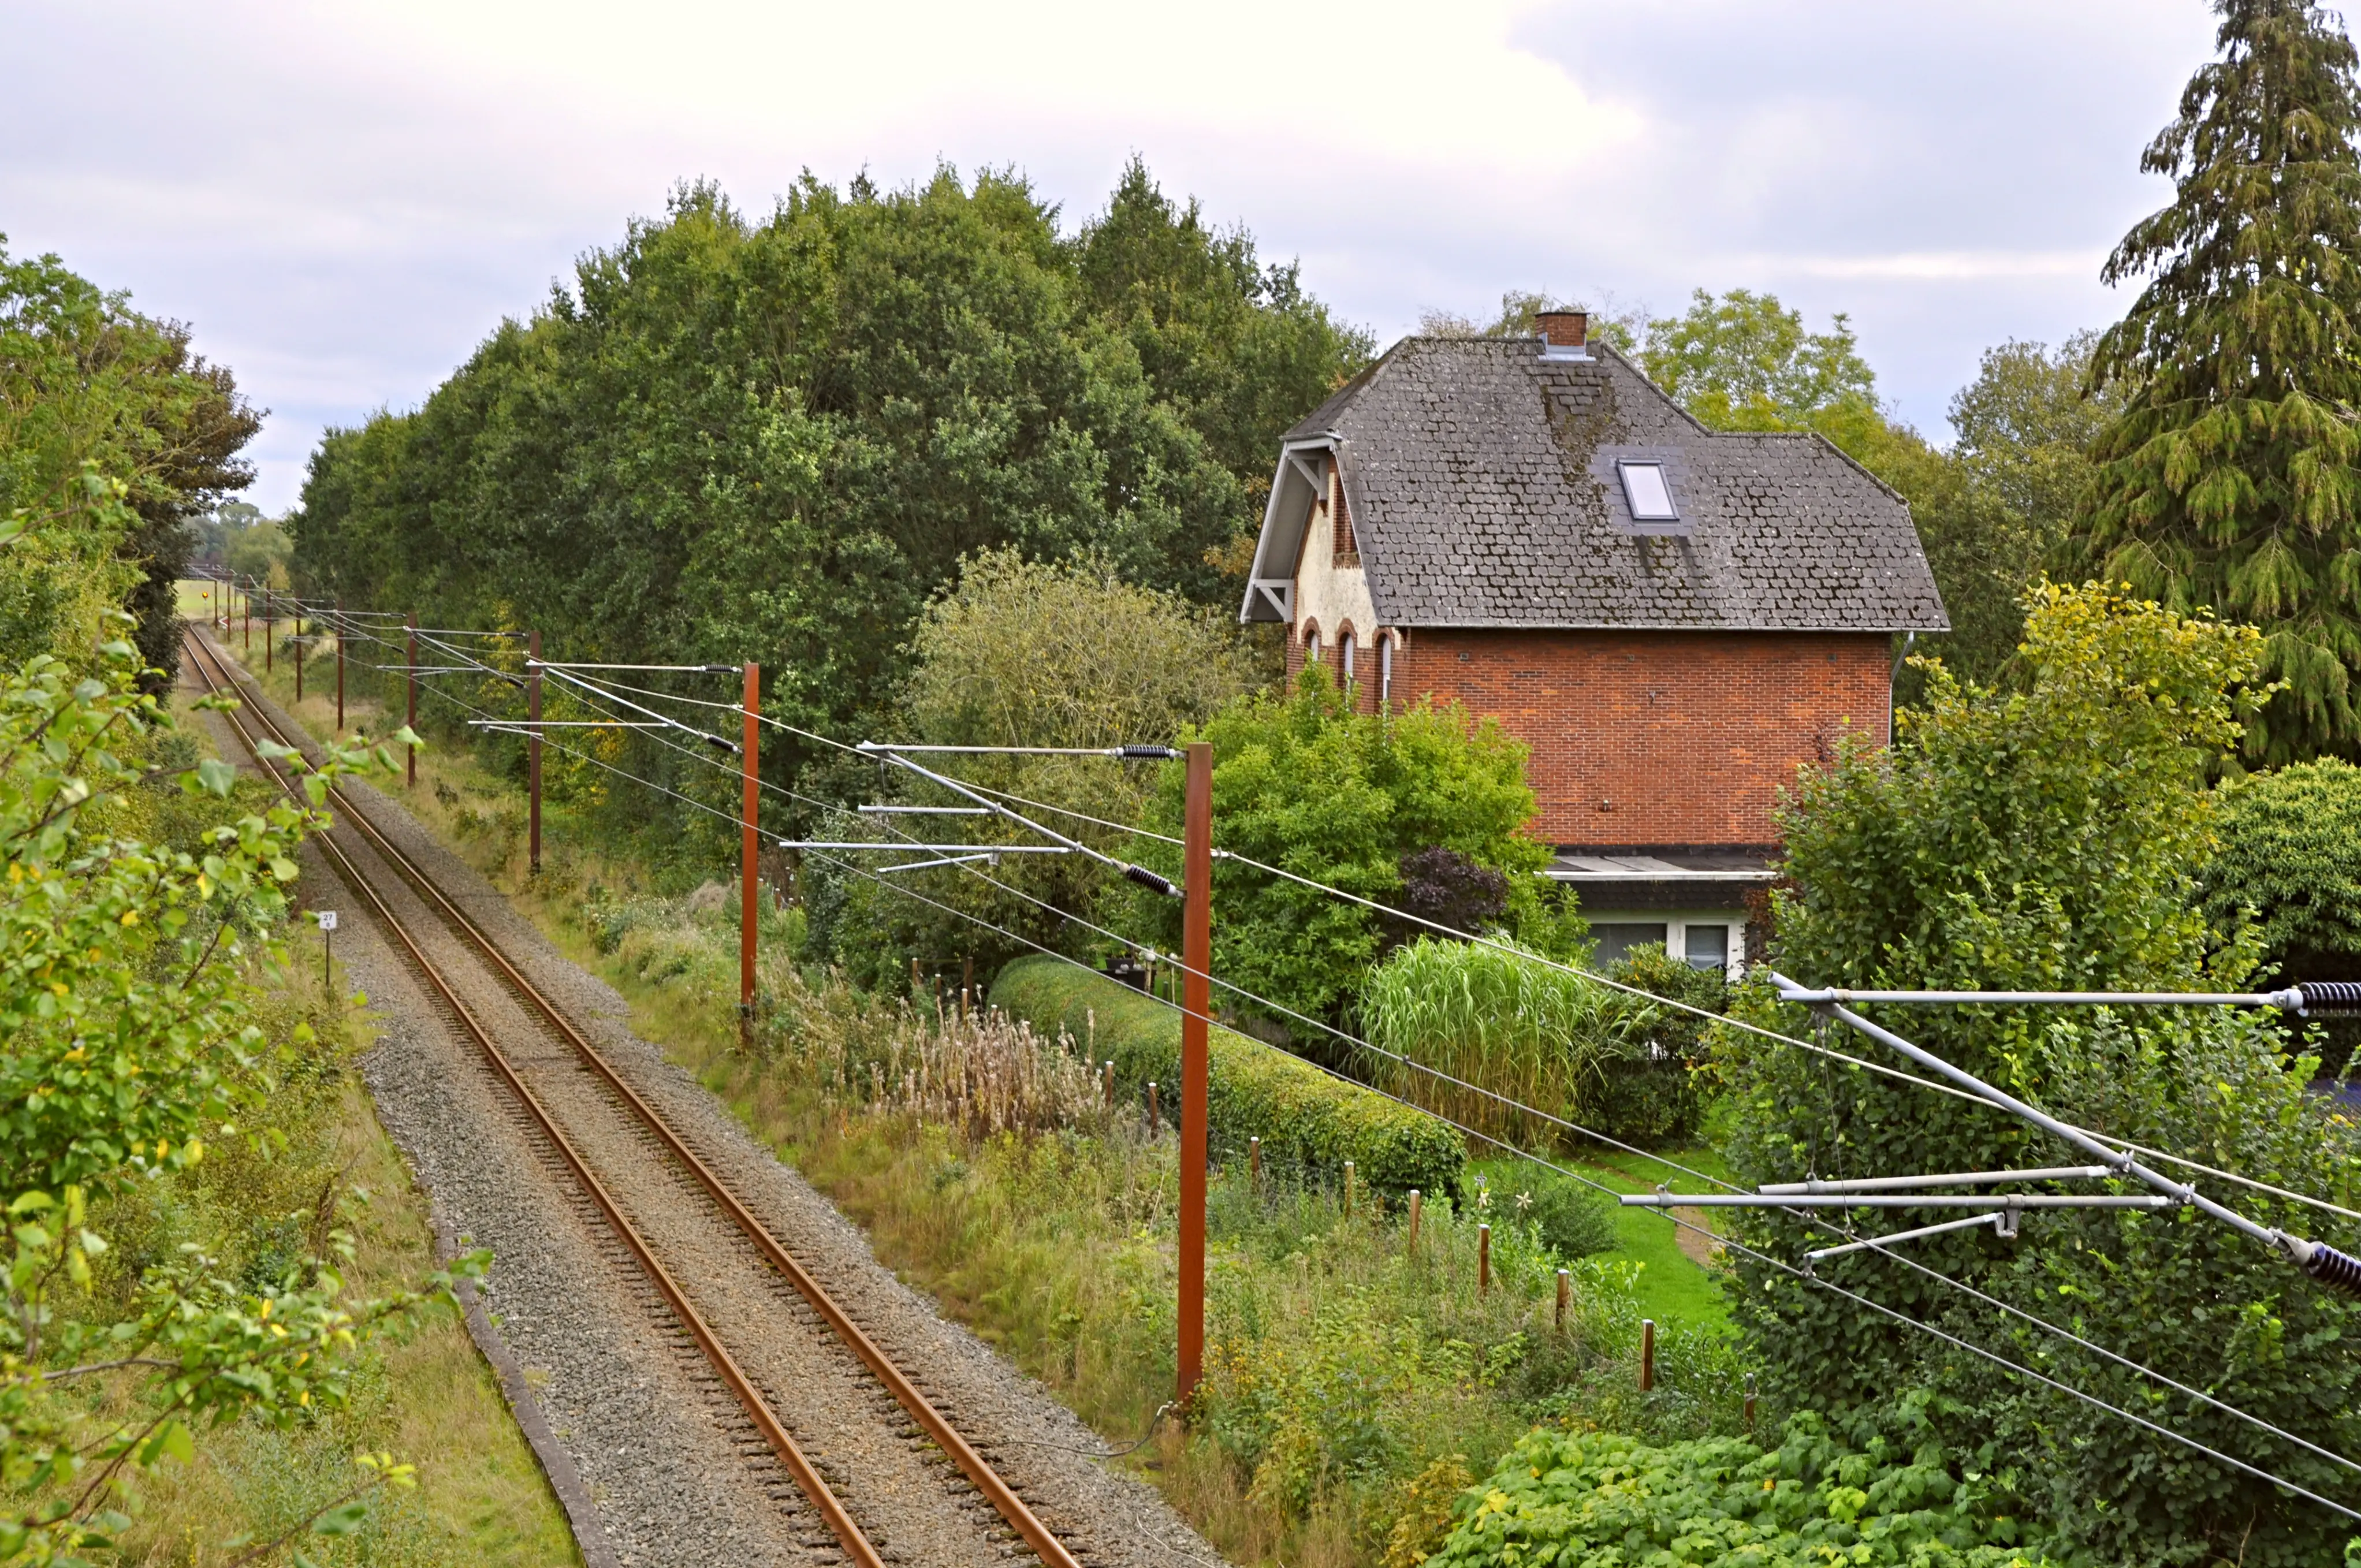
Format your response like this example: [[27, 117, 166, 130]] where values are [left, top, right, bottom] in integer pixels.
[[1103, 1060, 1115, 1109], [1640, 1319, 1656, 1392], [1556, 1268, 1570, 1330], [1249, 1136, 1261, 1186], [1406, 1189, 1421, 1251], [1478, 1224, 1491, 1295], [1147, 1081, 1159, 1135]]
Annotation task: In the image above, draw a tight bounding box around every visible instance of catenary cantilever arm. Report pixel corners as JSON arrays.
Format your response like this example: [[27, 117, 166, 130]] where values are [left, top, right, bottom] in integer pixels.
[[1766, 971, 2361, 1296]]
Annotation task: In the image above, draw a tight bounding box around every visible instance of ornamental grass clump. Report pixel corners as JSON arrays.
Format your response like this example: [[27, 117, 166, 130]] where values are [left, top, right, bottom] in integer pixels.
[[754, 963, 1105, 1141], [869, 1004, 1105, 1140], [1360, 936, 1614, 1145]]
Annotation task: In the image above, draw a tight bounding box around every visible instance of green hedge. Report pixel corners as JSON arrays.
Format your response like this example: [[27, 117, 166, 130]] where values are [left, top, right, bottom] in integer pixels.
[[989, 955, 1465, 1196]]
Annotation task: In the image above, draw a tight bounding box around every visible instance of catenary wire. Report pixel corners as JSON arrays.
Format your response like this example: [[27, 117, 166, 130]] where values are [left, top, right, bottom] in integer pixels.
[[287, 610, 2361, 1228], [909, 759, 2361, 1226], [461, 679, 2361, 1500], [239, 626, 2361, 1524], [525, 649, 2361, 1231], [758, 816, 2361, 1525], [865, 813, 2361, 1488]]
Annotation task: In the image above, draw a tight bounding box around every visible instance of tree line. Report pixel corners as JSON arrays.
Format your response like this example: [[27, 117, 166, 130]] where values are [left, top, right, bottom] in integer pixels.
[[291, 162, 1366, 801]]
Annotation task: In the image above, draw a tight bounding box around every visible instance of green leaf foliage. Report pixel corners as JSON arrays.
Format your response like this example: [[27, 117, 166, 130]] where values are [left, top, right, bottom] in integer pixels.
[[2202, 756, 2361, 1071], [2077, 0, 2361, 761], [2204, 757, 2361, 974], [290, 164, 1366, 848], [1, 240, 260, 681], [1358, 935, 1725, 1152], [0, 645, 470, 1562], [1127, 666, 1561, 1030], [1638, 288, 1884, 453], [988, 955, 1465, 1196], [1722, 582, 2361, 1564], [1427, 1409, 2060, 1568]]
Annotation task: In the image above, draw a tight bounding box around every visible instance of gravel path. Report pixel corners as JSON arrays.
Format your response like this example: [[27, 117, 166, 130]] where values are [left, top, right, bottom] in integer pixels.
[[185, 630, 1223, 1568]]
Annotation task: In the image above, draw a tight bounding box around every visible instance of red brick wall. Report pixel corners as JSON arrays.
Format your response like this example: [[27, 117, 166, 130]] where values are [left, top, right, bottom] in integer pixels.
[[1380, 628, 1892, 847]]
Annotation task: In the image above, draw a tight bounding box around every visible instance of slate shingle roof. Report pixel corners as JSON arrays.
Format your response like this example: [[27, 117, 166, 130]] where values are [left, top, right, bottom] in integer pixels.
[[1271, 337, 1948, 632]]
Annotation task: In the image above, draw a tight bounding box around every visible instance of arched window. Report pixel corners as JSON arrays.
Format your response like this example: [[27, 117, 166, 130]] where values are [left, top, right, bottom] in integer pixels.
[[1305, 623, 1323, 663], [1378, 632, 1394, 707], [1340, 631, 1357, 681]]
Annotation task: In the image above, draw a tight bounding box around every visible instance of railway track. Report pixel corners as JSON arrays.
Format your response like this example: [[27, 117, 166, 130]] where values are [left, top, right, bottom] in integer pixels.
[[183, 627, 1086, 1568]]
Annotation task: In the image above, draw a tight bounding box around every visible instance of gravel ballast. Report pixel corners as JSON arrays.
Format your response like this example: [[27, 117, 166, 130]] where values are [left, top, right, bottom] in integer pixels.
[[185, 630, 1224, 1568]]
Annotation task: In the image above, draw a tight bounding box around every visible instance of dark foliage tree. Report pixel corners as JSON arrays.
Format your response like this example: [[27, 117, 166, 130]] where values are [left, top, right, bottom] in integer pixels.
[[2077, 0, 2361, 761], [1389, 846, 1509, 943], [293, 169, 1365, 847], [1, 243, 260, 681]]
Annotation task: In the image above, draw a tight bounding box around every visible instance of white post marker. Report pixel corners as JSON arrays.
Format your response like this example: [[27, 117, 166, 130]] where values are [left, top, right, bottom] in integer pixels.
[[316, 909, 337, 991]]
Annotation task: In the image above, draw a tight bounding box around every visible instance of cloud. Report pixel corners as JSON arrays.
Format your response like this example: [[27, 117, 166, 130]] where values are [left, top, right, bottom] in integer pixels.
[[0, 0, 2232, 505]]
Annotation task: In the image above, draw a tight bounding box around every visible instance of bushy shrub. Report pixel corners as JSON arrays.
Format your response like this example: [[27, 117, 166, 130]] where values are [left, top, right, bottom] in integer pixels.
[[811, 548, 1260, 982], [2203, 757, 2361, 1070], [1126, 666, 1565, 1028], [1391, 847, 1509, 943], [1428, 1407, 2061, 1567], [1727, 583, 2361, 1564], [1521, 1173, 1617, 1261], [1592, 942, 1724, 1146], [989, 955, 1465, 1195]]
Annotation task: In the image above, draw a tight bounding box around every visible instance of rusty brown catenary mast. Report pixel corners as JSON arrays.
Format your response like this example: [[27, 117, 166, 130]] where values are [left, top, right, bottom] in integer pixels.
[[528, 630, 543, 874], [334, 600, 345, 732], [1178, 740, 1212, 1407], [405, 611, 419, 788], [740, 661, 760, 1045]]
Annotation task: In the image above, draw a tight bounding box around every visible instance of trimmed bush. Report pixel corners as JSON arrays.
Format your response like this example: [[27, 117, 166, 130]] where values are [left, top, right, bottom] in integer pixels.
[[1429, 1413, 2060, 1568], [989, 955, 1464, 1195]]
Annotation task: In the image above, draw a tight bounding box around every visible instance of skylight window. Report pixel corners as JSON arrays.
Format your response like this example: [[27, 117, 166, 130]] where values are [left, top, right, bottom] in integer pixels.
[[1618, 461, 1678, 521]]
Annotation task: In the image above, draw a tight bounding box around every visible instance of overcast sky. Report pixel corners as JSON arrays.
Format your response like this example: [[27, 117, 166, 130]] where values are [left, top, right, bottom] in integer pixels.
[[5, 0, 2233, 511]]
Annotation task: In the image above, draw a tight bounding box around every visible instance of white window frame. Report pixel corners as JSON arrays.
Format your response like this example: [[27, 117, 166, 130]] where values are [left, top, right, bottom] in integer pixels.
[[1617, 460, 1679, 522], [1585, 911, 1745, 977]]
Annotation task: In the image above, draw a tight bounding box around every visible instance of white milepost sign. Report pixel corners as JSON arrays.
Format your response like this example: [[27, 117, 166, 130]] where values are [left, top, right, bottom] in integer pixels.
[[315, 909, 337, 992]]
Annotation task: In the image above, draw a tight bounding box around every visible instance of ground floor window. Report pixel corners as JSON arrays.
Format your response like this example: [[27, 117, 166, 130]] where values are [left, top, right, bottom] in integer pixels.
[[1588, 915, 1742, 973]]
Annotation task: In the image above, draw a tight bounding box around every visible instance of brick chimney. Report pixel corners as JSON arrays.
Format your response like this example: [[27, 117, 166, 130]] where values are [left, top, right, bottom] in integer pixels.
[[1536, 309, 1588, 349]]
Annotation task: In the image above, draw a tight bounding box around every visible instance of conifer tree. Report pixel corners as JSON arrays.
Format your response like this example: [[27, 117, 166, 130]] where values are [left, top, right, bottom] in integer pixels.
[[2080, 0, 2361, 761]]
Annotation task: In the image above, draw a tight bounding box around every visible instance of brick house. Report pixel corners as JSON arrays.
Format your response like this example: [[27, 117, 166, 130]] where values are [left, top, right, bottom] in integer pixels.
[[1238, 311, 1949, 971]]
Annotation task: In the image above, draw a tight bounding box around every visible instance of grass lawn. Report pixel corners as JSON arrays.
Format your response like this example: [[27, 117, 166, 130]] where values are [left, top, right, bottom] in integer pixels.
[[1466, 1150, 1733, 1332]]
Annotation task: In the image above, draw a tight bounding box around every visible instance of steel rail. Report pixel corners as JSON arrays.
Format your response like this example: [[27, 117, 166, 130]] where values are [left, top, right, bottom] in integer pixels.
[[181, 631, 885, 1568], [184, 628, 1081, 1568]]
